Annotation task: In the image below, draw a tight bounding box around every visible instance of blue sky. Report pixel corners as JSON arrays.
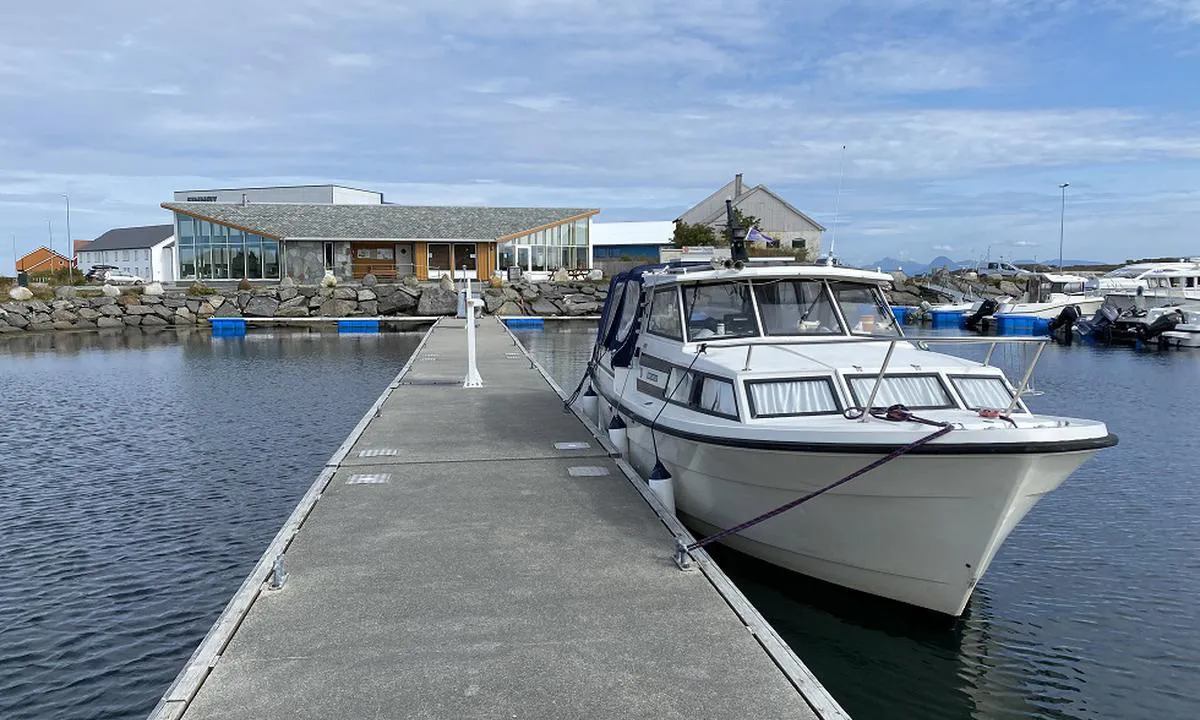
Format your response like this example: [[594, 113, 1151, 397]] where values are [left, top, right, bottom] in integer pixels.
[[3, 0, 1200, 272]]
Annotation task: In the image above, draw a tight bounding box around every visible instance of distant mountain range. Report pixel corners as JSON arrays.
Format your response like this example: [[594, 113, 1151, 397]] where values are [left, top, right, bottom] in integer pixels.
[[864, 256, 1106, 275]]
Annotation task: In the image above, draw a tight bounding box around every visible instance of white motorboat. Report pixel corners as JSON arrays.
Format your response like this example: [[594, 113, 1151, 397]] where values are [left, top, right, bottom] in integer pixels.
[[1159, 310, 1200, 348], [993, 273, 1105, 320], [580, 253, 1116, 616]]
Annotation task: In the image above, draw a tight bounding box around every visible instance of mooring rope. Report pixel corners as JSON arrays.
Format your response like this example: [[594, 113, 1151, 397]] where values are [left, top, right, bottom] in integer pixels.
[[683, 405, 952, 554]]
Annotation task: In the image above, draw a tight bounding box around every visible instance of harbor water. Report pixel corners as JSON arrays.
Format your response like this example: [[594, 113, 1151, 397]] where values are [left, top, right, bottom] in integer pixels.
[[1, 323, 1196, 720], [514, 322, 1200, 720], [0, 329, 423, 720]]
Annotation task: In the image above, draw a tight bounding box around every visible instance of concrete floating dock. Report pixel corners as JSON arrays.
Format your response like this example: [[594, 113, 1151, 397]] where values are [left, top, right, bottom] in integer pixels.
[[151, 318, 846, 720]]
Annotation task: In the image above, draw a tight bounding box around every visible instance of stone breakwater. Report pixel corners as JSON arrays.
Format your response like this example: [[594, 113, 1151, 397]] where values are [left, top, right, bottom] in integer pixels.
[[0, 279, 610, 334]]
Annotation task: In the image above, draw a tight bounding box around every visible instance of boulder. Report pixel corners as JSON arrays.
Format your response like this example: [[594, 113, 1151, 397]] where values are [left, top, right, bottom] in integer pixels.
[[275, 306, 310, 317], [244, 296, 280, 317], [50, 309, 78, 323], [333, 287, 358, 301], [519, 287, 539, 301], [362, 273, 378, 288], [551, 268, 570, 282], [123, 315, 142, 326], [359, 300, 378, 316], [53, 320, 75, 330], [29, 322, 55, 332], [999, 280, 1023, 297], [417, 287, 458, 316], [101, 284, 121, 297], [0, 302, 28, 316], [175, 307, 196, 322], [54, 285, 77, 299], [401, 275, 421, 289], [141, 314, 169, 326], [197, 302, 216, 316], [209, 295, 226, 310], [125, 305, 155, 315], [482, 292, 507, 313], [298, 285, 318, 298], [91, 295, 117, 308], [211, 303, 242, 318], [319, 299, 356, 317], [99, 304, 123, 317], [530, 298, 560, 315], [4, 312, 29, 328], [279, 295, 308, 309], [76, 307, 102, 321], [579, 284, 597, 295], [587, 268, 603, 281], [280, 277, 297, 288], [51, 300, 73, 311], [236, 291, 252, 309], [320, 272, 338, 288], [438, 274, 456, 292], [97, 316, 125, 329], [495, 300, 524, 316], [357, 288, 377, 302], [378, 290, 417, 315], [143, 282, 165, 296], [140, 294, 163, 305], [152, 305, 174, 319], [279, 287, 299, 302], [7, 286, 33, 301], [163, 296, 187, 309], [539, 284, 564, 300]]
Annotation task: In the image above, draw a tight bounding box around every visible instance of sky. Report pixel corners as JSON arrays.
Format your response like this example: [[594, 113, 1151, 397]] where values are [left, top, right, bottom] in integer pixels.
[[3, 0, 1200, 272]]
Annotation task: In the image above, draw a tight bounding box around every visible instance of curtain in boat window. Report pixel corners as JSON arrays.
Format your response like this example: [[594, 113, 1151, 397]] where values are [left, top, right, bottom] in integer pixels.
[[951, 377, 1013, 410], [666, 367, 695, 402], [749, 379, 839, 417], [848, 375, 951, 409], [698, 377, 737, 417]]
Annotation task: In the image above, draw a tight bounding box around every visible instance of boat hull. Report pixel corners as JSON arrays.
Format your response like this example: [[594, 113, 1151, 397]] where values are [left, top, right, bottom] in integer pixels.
[[603, 402, 1095, 616], [995, 296, 1105, 319]]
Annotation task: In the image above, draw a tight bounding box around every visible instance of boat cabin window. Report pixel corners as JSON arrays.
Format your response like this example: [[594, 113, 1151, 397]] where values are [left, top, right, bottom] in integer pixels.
[[683, 282, 758, 340], [646, 287, 683, 340], [846, 374, 954, 410], [828, 282, 900, 336], [949, 376, 1016, 411], [697, 376, 738, 418], [614, 281, 641, 342], [752, 279, 842, 336], [746, 377, 842, 418]]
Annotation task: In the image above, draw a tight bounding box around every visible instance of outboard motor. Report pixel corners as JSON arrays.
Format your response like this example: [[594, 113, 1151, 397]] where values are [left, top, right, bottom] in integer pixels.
[[1047, 304, 1081, 334], [1136, 310, 1183, 344], [965, 298, 998, 331], [1074, 304, 1119, 341]]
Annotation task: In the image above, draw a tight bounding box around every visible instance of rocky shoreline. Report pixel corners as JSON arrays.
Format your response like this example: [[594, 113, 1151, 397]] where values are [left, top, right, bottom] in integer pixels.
[[0, 277, 609, 335]]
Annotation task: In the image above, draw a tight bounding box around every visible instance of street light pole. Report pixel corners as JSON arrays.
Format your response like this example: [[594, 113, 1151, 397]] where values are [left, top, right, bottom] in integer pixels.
[[63, 193, 73, 285], [1058, 183, 1069, 271]]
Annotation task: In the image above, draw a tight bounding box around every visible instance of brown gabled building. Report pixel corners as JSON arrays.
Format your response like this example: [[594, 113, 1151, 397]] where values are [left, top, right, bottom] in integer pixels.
[[15, 246, 72, 275]]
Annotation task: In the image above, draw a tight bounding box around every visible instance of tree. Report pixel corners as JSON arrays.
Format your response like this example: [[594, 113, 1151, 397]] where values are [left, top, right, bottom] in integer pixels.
[[732, 208, 760, 230], [673, 222, 718, 247]]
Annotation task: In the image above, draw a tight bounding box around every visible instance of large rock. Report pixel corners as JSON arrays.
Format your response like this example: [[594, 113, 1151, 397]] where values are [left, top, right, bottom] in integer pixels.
[[143, 282, 165, 296], [3, 312, 29, 328], [99, 304, 123, 317], [361, 273, 378, 288], [140, 294, 163, 305], [96, 316, 125, 329], [519, 287, 539, 301], [123, 315, 142, 326], [101, 284, 121, 297], [417, 287, 458, 316], [319, 299, 356, 317], [438, 274, 456, 292], [999, 280, 1023, 297], [54, 285, 77, 299], [197, 302, 215, 316], [495, 300, 524, 316], [279, 287, 299, 302], [91, 295, 117, 308], [152, 305, 174, 320], [530, 298, 561, 315], [141, 314, 169, 326], [333, 287, 358, 301], [359, 300, 378, 316], [50, 309, 78, 323], [235, 291, 252, 309], [125, 305, 155, 315], [357, 289, 377, 302], [378, 289, 417, 315], [211, 302, 242, 318], [175, 307, 196, 323], [401, 275, 421, 288], [244, 296, 280, 317], [279, 295, 307, 309], [483, 292, 507, 313], [1, 302, 29, 316], [551, 268, 570, 282], [7, 286, 33, 301], [275, 306, 309, 317]]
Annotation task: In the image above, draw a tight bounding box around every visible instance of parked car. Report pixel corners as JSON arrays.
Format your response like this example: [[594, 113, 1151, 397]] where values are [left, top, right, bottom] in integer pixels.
[[978, 261, 1032, 278], [102, 269, 146, 286], [85, 264, 119, 282]]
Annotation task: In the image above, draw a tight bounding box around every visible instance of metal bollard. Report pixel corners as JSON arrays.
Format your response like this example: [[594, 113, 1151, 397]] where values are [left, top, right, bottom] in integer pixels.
[[268, 555, 287, 590]]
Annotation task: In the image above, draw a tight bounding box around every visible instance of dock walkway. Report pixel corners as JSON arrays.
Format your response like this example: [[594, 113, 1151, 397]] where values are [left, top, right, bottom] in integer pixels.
[[156, 318, 840, 720]]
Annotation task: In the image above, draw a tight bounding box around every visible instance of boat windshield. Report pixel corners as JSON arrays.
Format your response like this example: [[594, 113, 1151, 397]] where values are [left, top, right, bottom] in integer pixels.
[[683, 281, 759, 340], [752, 279, 843, 335], [828, 281, 901, 336]]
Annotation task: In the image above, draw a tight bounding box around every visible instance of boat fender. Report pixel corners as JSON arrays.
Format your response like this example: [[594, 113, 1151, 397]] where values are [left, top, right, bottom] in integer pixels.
[[646, 461, 676, 516], [580, 387, 599, 426], [607, 415, 628, 456]]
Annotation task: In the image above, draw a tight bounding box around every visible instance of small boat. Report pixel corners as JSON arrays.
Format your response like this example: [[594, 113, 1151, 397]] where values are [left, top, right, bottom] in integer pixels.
[[578, 219, 1116, 616], [1161, 311, 1200, 348], [1088, 259, 1200, 305], [993, 273, 1106, 320]]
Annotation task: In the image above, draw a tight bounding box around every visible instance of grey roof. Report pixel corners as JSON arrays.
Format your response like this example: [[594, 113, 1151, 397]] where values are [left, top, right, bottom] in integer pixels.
[[162, 203, 599, 241], [84, 224, 174, 252]]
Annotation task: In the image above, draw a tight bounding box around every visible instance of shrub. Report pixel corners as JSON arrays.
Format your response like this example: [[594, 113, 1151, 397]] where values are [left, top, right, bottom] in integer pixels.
[[187, 282, 215, 296], [237, 277, 252, 291]]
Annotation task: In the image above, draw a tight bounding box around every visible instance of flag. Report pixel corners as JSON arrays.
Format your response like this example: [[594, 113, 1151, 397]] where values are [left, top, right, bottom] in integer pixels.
[[746, 227, 778, 247]]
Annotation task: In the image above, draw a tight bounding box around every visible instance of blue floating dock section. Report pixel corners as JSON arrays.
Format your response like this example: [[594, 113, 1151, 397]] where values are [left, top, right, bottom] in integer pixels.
[[210, 318, 247, 337], [338, 319, 380, 334], [930, 310, 967, 329], [504, 317, 545, 328], [891, 306, 916, 324], [994, 314, 1050, 335]]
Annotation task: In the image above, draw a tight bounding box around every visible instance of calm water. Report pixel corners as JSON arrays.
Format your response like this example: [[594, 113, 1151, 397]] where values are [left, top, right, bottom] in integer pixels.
[[0, 328, 422, 720], [514, 324, 1200, 720]]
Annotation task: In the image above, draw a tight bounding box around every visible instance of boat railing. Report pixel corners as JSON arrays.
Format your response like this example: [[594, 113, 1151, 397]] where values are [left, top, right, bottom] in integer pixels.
[[695, 335, 1048, 420]]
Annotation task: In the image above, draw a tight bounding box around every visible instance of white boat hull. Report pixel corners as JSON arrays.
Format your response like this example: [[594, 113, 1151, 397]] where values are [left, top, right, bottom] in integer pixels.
[[1161, 325, 1200, 348], [598, 399, 1094, 616], [995, 296, 1105, 319]]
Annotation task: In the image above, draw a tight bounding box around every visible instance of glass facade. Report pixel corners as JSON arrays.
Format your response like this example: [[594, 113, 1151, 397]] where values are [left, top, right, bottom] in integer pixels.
[[497, 218, 589, 273], [175, 214, 280, 281]]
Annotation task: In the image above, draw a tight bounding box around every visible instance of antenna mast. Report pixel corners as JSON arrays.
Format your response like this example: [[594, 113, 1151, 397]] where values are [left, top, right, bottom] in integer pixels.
[[827, 145, 846, 266]]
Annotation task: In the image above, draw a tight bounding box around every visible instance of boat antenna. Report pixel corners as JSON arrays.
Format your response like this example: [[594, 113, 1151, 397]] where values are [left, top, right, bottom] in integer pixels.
[[826, 144, 846, 266], [725, 198, 749, 263]]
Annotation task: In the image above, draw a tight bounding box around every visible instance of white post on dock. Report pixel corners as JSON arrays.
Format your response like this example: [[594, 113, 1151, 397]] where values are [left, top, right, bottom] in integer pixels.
[[463, 274, 484, 388]]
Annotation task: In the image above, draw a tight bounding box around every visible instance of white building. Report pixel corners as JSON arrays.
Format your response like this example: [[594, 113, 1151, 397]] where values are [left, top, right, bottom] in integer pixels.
[[77, 225, 175, 283], [590, 221, 674, 267]]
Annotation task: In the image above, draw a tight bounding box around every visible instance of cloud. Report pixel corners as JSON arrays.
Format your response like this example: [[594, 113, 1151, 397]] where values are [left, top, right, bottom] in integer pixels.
[[506, 95, 569, 112], [328, 52, 373, 68], [818, 43, 999, 95], [932, 244, 955, 251]]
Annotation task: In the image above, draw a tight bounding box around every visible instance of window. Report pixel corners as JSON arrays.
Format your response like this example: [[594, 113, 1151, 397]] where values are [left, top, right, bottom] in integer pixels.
[[647, 287, 683, 340], [683, 282, 758, 340], [122, 250, 129, 261], [753, 279, 841, 335], [950, 376, 1016, 411], [847, 374, 954, 410], [614, 281, 641, 342], [829, 282, 900, 336], [747, 378, 842, 418], [665, 367, 696, 402], [697, 376, 738, 418]]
